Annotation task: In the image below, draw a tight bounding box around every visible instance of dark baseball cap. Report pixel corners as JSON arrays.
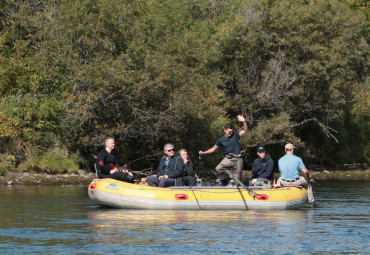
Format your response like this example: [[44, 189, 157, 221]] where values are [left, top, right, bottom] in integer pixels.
[[257, 146, 265, 152]]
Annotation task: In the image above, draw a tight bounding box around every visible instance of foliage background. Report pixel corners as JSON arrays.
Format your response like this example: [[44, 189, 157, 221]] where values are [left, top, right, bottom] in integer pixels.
[[0, 0, 368, 175]]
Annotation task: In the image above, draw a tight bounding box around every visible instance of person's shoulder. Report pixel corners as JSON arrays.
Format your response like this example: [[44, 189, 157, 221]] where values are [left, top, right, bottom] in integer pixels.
[[289, 154, 300, 159], [174, 152, 180, 157], [217, 136, 226, 141], [278, 154, 290, 162], [278, 154, 286, 160], [265, 154, 273, 161], [174, 153, 183, 161], [294, 154, 303, 161], [97, 149, 106, 155], [286, 154, 303, 162], [216, 136, 225, 145]]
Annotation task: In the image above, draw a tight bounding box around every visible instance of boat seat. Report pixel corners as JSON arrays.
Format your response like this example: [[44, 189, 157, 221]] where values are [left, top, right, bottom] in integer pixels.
[[94, 163, 101, 178]]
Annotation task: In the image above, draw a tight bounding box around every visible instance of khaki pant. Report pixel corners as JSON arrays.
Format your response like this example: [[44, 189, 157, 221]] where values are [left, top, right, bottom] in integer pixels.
[[215, 157, 243, 181], [276, 176, 315, 203]]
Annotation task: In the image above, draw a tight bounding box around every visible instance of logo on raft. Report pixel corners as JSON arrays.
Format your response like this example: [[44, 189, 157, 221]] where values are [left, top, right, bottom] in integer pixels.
[[105, 183, 119, 191]]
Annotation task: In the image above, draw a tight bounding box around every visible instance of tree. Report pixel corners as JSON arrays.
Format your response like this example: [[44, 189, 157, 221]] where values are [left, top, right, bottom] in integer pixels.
[[218, 0, 368, 163]]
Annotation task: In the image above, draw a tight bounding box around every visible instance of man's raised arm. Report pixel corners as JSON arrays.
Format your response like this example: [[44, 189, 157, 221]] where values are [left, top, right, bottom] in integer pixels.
[[237, 115, 248, 136]]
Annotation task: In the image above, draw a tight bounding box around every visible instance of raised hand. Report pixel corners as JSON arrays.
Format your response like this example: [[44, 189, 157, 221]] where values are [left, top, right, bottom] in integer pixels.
[[237, 115, 245, 122]]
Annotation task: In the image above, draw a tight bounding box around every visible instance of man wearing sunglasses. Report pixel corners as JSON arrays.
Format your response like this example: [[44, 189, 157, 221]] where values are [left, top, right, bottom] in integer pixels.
[[146, 143, 185, 187]]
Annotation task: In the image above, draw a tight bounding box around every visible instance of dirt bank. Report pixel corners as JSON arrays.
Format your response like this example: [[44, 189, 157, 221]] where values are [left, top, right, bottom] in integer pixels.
[[0, 171, 96, 185], [1, 168, 369, 185], [273, 168, 370, 181]]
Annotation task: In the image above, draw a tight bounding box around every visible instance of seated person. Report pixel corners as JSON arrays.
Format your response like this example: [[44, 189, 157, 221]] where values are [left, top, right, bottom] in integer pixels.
[[245, 146, 274, 186], [179, 149, 194, 186], [96, 137, 134, 182], [146, 143, 184, 187], [276, 143, 317, 207]]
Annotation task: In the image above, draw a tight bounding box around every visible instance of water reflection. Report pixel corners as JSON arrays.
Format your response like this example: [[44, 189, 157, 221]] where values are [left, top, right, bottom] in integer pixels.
[[86, 209, 316, 246], [88, 208, 315, 224]]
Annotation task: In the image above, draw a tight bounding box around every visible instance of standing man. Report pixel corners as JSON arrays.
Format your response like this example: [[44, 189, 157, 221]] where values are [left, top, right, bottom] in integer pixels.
[[199, 115, 247, 186], [146, 143, 185, 187], [247, 146, 274, 186], [276, 143, 317, 207]]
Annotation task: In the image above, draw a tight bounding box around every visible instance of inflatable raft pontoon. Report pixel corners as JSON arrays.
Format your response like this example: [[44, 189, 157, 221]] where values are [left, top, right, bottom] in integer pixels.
[[88, 178, 308, 210]]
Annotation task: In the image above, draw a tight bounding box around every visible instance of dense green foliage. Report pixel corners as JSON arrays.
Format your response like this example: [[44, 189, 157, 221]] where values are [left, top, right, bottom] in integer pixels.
[[0, 0, 368, 174]]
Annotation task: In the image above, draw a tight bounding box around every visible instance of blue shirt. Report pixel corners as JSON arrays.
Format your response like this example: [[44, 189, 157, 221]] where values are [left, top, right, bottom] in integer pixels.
[[216, 132, 241, 155], [278, 154, 306, 180]]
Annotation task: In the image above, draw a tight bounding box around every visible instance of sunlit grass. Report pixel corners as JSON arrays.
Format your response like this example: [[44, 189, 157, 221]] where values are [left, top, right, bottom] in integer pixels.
[[22, 149, 79, 174]]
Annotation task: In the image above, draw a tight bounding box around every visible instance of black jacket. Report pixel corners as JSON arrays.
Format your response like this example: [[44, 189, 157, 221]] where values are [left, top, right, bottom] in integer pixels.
[[251, 154, 274, 180], [183, 160, 193, 176], [157, 152, 185, 186], [97, 149, 119, 175]]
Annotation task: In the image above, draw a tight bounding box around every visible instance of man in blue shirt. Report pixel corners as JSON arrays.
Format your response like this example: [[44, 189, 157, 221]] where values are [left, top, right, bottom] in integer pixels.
[[277, 143, 317, 207], [199, 115, 247, 186]]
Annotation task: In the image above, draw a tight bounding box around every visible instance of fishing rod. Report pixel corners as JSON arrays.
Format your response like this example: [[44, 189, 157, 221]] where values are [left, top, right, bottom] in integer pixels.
[[195, 154, 203, 186], [226, 170, 256, 199]]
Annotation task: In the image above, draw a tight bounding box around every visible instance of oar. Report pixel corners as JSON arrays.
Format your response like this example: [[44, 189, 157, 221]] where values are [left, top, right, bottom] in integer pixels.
[[227, 170, 256, 199], [197, 155, 202, 177]]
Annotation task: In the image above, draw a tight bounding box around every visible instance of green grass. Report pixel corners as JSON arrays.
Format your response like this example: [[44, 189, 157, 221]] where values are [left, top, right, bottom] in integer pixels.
[[22, 149, 79, 174]]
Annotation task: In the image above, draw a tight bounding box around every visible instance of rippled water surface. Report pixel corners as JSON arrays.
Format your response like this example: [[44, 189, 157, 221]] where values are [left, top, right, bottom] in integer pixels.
[[0, 180, 369, 254]]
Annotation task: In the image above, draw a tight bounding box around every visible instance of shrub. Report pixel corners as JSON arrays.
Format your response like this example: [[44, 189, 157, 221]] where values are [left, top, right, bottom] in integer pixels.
[[0, 154, 17, 176], [22, 149, 79, 174]]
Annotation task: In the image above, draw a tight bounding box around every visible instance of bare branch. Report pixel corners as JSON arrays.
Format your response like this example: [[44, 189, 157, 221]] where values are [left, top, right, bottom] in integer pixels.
[[291, 118, 339, 143], [240, 139, 288, 155]]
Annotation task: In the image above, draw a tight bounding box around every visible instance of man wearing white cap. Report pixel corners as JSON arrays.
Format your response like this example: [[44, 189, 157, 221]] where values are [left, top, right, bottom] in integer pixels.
[[276, 143, 317, 207]]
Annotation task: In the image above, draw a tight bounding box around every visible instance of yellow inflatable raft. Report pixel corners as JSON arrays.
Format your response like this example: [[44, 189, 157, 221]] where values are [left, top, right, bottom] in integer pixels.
[[88, 178, 308, 210]]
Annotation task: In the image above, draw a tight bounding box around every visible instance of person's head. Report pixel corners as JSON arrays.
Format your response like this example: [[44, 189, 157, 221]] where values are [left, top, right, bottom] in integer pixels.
[[105, 137, 115, 152], [285, 143, 295, 154], [164, 143, 175, 157], [179, 149, 188, 161], [257, 146, 266, 159], [223, 123, 234, 137]]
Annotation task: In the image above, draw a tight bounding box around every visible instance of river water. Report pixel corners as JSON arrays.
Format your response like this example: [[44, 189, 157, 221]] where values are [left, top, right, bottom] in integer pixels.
[[0, 180, 369, 254]]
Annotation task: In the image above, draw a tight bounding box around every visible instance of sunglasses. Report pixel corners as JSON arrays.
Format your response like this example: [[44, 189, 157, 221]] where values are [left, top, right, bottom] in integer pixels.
[[166, 149, 174, 152]]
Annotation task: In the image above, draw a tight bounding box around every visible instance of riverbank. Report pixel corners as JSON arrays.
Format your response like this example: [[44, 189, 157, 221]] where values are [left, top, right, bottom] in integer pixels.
[[0, 171, 96, 185], [0, 168, 369, 185]]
